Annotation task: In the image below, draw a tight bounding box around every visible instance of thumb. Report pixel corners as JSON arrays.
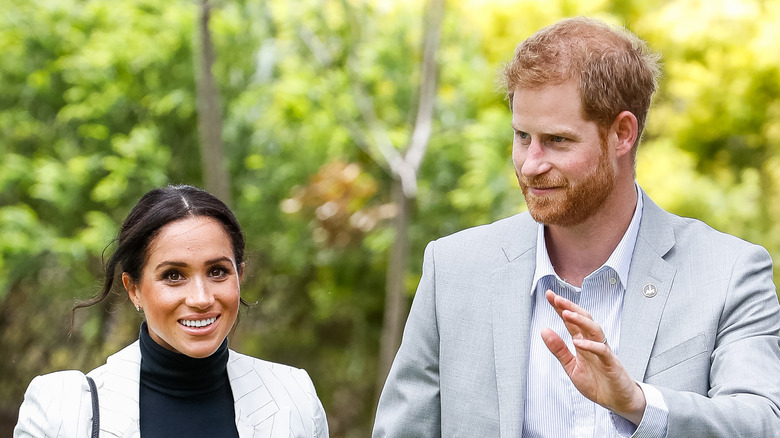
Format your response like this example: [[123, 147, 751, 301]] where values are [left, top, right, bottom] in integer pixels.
[[541, 328, 576, 375]]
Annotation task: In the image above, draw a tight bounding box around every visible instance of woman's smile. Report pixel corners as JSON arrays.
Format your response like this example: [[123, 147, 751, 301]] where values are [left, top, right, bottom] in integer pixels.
[[124, 216, 241, 358]]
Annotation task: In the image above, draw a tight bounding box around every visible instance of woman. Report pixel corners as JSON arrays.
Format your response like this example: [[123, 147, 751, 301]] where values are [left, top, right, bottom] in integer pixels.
[[14, 185, 329, 437]]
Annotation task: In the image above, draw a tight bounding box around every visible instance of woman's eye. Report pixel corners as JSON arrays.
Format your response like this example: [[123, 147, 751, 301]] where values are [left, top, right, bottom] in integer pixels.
[[209, 267, 228, 278], [164, 271, 183, 282]]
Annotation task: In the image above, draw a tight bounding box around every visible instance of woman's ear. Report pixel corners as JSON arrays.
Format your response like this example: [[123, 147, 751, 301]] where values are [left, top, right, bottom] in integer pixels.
[[122, 272, 140, 308], [238, 262, 245, 282]]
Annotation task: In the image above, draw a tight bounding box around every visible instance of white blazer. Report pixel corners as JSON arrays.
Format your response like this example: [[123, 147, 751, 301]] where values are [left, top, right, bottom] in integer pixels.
[[14, 341, 329, 437]]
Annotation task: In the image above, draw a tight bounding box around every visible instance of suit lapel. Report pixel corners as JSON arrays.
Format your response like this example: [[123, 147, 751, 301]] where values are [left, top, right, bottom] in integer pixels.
[[492, 214, 537, 438], [619, 194, 676, 380]]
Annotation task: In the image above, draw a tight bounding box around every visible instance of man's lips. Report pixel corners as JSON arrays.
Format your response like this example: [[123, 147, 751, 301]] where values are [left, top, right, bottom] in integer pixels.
[[527, 186, 561, 195]]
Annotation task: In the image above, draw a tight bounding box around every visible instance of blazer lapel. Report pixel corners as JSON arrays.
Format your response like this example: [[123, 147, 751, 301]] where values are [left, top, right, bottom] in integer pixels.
[[619, 194, 676, 380], [93, 344, 285, 438], [492, 214, 537, 438], [228, 351, 289, 437], [92, 341, 142, 437]]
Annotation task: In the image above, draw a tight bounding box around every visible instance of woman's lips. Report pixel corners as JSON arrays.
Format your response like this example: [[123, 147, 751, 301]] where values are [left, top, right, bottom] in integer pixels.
[[178, 315, 220, 333]]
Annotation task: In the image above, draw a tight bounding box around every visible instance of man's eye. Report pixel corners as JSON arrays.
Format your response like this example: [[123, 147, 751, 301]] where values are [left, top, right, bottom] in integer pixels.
[[516, 131, 530, 140], [552, 136, 565, 142]]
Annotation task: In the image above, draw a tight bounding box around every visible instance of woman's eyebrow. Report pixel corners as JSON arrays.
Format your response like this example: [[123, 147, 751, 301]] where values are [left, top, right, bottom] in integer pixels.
[[204, 256, 233, 265], [154, 260, 188, 270]]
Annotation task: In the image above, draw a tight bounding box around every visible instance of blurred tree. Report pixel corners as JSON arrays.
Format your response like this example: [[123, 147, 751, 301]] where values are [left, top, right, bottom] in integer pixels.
[[360, 0, 445, 398], [0, 0, 196, 429], [195, 0, 231, 204], [634, 0, 780, 279]]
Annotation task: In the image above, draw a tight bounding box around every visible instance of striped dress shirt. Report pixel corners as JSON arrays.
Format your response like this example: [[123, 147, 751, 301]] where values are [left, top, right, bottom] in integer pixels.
[[522, 185, 669, 437]]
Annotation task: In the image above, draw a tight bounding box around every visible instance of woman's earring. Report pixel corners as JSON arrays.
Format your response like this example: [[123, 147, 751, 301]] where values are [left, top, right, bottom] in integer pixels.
[[135, 304, 141, 312]]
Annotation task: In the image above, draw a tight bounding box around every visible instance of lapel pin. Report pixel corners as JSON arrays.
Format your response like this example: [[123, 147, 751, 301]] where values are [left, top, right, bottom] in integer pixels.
[[642, 283, 658, 298]]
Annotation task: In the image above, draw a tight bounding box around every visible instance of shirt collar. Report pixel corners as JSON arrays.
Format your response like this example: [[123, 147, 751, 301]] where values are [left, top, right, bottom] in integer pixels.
[[531, 182, 644, 293]]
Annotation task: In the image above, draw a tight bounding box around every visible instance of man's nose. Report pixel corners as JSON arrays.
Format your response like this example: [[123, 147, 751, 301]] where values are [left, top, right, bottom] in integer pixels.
[[520, 140, 551, 177]]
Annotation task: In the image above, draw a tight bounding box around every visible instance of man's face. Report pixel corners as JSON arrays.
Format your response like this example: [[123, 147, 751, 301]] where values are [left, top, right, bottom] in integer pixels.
[[511, 80, 616, 227]]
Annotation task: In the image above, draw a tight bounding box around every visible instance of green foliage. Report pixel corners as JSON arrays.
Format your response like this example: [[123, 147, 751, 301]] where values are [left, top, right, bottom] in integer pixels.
[[1, 0, 779, 436]]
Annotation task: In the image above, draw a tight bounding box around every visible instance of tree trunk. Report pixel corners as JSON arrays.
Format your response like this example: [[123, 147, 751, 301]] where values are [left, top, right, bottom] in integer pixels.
[[374, 0, 445, 402], [376, 178, 411, 393], [195, 0, 231, 205]]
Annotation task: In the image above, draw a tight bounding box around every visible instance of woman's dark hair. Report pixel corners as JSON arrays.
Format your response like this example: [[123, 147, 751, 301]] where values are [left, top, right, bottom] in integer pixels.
[[73, 185, 246, 317]]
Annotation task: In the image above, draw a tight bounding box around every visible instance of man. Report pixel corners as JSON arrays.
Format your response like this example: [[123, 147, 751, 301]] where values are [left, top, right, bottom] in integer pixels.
[[373, 17, 780, 437]]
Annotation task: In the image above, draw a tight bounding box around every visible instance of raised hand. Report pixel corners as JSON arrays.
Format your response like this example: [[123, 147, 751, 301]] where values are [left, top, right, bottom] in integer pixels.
[[541, 289, 646, 425]]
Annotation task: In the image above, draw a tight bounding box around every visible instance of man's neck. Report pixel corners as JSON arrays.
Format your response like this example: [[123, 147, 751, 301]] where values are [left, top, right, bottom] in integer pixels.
[[545, 182, 638, 287]]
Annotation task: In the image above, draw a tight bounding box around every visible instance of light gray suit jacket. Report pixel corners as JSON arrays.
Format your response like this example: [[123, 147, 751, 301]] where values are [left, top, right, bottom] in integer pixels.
[[14, 342, 329, 437], [373, 193, 780, 437]]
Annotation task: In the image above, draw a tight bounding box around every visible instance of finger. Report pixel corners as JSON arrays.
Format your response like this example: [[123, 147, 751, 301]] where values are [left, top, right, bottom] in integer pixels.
[[545, 290, 578, 337], [545, 290, 589, 339], [541, 328, 577, 375], [559, 310, 586, 341], [562, 309, 605, 343], [545, 289, 594, 321], [572, 337, 611, 359], [545, 290, 566, 320]]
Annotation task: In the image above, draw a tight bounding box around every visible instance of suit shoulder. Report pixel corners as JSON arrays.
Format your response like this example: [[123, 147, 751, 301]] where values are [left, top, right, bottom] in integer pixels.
[[425, 213, 535, 267], [15, 371, 90, 437], [434, 212, 534, 249], [229, 349, 302, 371], [667, 212, 768, 255], [26, 369, 89, 393], [24, 370, 90, 412], [228, 350, 316, 392]]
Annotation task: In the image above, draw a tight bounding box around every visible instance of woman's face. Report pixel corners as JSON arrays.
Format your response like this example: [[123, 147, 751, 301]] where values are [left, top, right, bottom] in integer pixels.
[[123, 216, 242, 358]]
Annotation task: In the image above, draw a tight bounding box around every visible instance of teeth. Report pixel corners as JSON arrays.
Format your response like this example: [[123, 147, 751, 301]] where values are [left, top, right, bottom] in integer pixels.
[[180, 317, 216, 328]]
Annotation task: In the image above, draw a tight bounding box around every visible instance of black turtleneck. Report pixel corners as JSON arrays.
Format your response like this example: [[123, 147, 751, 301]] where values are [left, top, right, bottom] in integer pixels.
[[138, 322, 239, 437]]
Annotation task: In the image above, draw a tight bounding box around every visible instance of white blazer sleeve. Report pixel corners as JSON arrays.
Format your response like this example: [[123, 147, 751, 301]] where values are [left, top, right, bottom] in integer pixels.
[[293, 368, 329, 438], [14, 371, 93, 438]]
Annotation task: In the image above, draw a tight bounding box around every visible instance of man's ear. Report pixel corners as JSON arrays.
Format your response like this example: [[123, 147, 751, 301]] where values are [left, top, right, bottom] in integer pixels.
[[122, 272, 140, 308], [612, 111, 639, 158]]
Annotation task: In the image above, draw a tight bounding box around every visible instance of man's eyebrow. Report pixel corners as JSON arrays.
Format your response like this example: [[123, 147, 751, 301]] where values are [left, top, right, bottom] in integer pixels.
[[548, 128, 581, 140], [510, 124, 582, 140]]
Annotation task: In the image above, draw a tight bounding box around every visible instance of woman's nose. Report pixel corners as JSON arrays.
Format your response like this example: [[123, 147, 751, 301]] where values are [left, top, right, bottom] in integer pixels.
[[185, 277, 215, 309]]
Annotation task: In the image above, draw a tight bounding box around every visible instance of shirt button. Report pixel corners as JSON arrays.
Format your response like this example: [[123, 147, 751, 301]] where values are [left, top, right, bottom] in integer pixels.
[[609, 277, 617, 285]]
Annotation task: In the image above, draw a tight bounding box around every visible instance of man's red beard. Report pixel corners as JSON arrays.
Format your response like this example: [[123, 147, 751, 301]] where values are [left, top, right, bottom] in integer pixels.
[[517, 143, 616, 227]]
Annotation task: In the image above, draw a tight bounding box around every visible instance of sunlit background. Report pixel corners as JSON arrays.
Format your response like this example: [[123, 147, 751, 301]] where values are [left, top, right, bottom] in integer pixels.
[[1, 0, 779, 436]]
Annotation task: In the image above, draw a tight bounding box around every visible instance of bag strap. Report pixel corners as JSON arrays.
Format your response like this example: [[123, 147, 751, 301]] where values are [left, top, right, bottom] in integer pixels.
[[86, 375, 100, 438]]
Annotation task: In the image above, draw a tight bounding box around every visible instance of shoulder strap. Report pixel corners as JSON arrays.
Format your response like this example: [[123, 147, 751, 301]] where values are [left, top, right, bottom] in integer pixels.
[[86, 375, 100, 438]]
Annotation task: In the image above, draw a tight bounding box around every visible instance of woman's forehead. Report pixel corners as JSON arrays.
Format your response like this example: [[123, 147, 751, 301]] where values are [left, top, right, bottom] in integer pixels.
[[145, 217, 234, 265]]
